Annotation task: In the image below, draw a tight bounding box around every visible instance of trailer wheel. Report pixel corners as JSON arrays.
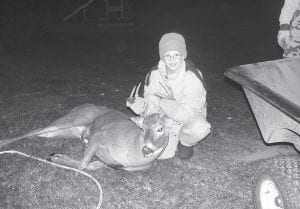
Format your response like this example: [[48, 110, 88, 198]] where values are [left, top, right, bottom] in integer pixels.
[[254, 157, 300, 209]]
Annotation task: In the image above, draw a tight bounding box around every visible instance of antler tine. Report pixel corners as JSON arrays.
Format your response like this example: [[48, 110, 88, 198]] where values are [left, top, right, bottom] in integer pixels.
[[135, 82, 142, 98], [130, 85, 137, 98]]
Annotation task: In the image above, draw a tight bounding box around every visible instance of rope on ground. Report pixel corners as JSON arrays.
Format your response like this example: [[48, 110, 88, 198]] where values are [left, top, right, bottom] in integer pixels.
[[0, 150, 103, 209]]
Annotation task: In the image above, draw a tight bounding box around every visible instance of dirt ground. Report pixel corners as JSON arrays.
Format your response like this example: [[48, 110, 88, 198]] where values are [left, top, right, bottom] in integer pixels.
[[0, 0, 299, 209]]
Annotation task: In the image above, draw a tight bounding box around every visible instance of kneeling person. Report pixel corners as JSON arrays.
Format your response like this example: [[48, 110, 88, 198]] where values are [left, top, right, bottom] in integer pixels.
[[127, 32, 211, 160]]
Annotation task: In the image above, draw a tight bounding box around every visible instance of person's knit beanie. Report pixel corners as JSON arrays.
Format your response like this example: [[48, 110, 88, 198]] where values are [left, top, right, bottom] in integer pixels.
[[159, 32, 187, 59]]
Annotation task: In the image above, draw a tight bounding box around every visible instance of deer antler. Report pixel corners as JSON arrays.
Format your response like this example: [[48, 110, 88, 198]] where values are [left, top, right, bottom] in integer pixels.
[[127, 82, 142, 104]]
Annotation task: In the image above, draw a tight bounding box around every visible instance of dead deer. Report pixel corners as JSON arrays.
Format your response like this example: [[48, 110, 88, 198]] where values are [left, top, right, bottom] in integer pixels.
[[0, 85, 173, 171]]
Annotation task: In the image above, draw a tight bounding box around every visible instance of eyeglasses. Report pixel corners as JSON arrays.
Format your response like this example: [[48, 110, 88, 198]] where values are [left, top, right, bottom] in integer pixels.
[[163, 53, 182, 60]]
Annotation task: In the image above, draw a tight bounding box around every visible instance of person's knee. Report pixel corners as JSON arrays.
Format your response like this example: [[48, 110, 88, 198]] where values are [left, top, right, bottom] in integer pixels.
[[183, 118, 211, 139], [179, 118, 211, 146]]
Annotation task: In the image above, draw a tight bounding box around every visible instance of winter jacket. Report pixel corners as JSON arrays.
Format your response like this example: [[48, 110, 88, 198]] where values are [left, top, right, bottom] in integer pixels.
[[143, 60, 207, 122]]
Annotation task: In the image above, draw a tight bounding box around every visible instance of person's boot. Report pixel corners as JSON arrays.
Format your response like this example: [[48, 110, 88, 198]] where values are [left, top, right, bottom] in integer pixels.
[[177, 143, 194, 160]]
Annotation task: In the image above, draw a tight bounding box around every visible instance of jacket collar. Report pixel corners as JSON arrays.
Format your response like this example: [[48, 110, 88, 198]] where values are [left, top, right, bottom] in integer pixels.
[[158, 60, 186, 81]]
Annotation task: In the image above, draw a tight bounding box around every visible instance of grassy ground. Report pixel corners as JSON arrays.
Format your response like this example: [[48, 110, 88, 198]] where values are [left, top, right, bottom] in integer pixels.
[[0, 0, 298, 208]]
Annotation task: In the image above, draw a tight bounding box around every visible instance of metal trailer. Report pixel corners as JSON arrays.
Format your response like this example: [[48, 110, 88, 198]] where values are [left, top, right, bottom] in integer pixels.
[[225, 57, 300, 209]]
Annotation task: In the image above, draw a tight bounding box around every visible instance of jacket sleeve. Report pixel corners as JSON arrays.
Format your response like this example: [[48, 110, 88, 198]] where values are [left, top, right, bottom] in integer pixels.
[[279, 0, 299, 25], [159, 73, 207, 122], [143, 71, 162, 115]]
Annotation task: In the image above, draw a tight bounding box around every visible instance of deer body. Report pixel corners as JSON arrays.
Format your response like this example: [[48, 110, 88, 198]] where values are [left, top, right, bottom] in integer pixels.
[[75, 108, 170, 171], [1, 104, 171, 171]]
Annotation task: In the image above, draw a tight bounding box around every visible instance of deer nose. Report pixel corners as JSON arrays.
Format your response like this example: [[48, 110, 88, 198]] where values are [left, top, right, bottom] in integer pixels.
[[142, 146, 154, 157]]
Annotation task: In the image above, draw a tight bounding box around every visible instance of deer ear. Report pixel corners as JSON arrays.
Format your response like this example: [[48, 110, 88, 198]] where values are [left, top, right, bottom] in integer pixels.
[[130, 116, 144, 128]]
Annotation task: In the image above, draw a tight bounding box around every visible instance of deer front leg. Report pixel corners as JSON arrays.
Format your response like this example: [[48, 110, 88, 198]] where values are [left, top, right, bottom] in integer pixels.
[[49, 139, 99, 170], [48, 153, 105, 171], [77, 143, 99, 170], [48, 153, 80, 168]]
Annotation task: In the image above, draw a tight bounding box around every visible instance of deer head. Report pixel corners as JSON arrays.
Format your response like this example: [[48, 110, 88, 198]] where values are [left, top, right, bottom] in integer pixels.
[[131, 113, 174, 158]]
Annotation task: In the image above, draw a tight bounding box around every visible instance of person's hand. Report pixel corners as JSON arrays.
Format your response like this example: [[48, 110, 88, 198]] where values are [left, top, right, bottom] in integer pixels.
[[277, 30, 290, 49], [126, 96, 146, 115], [159, 98, 179, 119], [126, 83, 146, 115]]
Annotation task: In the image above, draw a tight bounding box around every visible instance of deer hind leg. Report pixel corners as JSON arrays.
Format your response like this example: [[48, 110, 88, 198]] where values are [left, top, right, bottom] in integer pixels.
[[43, 104, 110, 140], [0, 105, 110, 149], [50, 104, 110, 128]]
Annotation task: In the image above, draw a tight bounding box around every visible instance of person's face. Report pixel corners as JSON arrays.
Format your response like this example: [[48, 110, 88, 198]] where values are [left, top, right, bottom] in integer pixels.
[[163, 50, 184, 72]]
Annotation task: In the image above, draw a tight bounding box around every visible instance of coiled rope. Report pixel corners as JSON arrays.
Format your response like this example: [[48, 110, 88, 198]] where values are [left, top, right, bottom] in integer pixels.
[[0, 150, 103, 209]]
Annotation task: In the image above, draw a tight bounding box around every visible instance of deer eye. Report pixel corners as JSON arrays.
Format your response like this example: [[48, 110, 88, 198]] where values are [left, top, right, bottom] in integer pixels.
[[157, 127, 163, 132]]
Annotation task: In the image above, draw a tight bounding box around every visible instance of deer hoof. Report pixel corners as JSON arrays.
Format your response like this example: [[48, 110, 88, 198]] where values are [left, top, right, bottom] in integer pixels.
[[47, 153, 65, 163]]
